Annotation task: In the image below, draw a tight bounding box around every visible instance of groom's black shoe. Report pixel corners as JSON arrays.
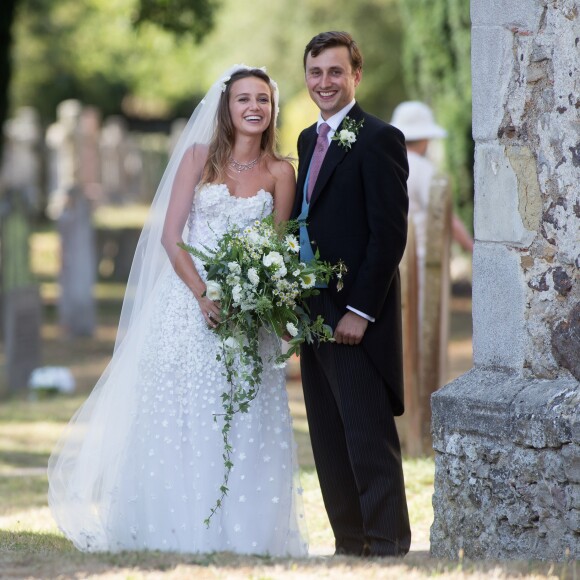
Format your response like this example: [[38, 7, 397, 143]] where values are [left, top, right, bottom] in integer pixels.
[[361, 538, 409, 558], [334, 539, 366, 557]]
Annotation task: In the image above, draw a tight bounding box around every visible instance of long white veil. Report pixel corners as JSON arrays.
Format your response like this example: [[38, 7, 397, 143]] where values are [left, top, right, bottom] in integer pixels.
[[47, 65, 281, 550]]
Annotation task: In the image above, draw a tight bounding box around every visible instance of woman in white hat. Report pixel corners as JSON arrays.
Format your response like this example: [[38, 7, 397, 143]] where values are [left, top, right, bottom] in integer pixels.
[[391, 101, 473, 316]]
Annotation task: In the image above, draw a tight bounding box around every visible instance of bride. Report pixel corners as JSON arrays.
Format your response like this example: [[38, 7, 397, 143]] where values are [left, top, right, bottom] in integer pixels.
[[48, 65, 308, 557]]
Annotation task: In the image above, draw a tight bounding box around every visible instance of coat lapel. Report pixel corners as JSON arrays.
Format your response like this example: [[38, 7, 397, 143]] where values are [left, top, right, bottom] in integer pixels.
[[309, 102, 365, 209]]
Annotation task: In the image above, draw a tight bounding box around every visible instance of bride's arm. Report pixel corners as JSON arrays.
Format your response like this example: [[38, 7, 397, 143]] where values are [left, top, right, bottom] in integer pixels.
[[271, 159, 297, 224], [161, 146, 220, 324]]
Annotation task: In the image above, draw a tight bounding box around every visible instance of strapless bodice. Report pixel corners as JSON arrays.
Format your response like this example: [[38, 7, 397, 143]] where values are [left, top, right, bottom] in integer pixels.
[[187, 183, 273, 250]]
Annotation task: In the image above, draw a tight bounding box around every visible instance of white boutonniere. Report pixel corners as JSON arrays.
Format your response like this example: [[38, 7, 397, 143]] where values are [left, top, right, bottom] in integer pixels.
[[332, 116, 364, 150]]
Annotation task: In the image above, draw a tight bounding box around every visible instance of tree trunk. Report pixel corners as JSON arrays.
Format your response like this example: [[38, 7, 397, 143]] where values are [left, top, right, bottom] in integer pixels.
[[0, 0, 18, 161]]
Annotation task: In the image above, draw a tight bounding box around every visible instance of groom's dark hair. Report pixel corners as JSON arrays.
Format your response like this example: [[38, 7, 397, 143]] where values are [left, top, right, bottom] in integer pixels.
[[303, 31, 363, 72]]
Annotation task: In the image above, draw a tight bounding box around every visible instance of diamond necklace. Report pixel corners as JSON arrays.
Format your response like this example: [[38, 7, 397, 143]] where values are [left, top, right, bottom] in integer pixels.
[[229, 154, 260, 173]]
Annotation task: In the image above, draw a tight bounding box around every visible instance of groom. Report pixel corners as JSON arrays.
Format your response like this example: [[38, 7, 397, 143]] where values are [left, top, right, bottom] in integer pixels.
[[292, 31, 411, 557]]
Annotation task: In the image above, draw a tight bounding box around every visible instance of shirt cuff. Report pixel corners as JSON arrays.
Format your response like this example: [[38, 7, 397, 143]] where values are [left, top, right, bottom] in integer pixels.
[[346, 305, 375, 323]]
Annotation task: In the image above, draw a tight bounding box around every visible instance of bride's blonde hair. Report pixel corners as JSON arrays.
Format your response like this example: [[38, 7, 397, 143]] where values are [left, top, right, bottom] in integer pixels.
[[202, 68, 281, 184]]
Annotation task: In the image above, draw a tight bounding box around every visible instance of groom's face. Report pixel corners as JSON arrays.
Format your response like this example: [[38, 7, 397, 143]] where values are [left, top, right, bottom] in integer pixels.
[[305, 46, 362, 120]]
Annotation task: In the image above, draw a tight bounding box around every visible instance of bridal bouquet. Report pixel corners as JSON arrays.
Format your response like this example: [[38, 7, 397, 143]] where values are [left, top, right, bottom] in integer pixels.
[[179, 215, 346, 525]]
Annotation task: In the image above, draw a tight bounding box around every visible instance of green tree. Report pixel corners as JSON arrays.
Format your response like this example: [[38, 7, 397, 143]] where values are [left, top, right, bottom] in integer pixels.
[[190, 0, 406, 118], [0, 0, 18, 159], [1, 0, 220, 153], [397, 0, 473, 227]]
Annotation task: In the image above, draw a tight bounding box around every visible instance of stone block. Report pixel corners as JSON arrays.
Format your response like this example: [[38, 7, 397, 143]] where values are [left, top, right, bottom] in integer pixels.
[[470, 0, 545, 29], [474, 143, 537, 246], [562, 444, 580, 483], [566, 509, 580, 533], [472, 26, 514, 141], [431, 368, 580, 560], [512, 377, 579, 448], [471, 244, 526, 369], [431, 369, 526, 446], [570, 484, 580, 509]]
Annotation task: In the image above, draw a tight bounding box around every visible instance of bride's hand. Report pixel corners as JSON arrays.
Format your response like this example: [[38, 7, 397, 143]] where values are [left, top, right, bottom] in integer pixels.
[[197, 295, 221, 328]]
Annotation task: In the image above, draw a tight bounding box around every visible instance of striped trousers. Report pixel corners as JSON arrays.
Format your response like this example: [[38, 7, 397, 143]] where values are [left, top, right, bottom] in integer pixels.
[[300, 290, 411, 556]]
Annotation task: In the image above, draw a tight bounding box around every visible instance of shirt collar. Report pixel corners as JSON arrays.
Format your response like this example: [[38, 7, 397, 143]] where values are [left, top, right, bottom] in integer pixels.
[[316, 99, 356, 136]]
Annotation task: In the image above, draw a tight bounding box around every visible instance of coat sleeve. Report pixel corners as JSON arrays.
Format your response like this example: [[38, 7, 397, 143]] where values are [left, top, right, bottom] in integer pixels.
[[346, 124, 409, 319]]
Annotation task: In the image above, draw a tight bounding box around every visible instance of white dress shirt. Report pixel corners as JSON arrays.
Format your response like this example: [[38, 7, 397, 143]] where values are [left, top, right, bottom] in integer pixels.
[[316, 100, 375, 323]]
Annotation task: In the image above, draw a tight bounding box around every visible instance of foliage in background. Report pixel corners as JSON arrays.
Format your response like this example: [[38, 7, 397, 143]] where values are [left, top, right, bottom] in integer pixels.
[[1, 0, 218, 162], [9, 0, 406, 130], [398, 0, 474, 229], [135, 0, 220, 39], [0, 0, 18, 160], [10, 0, 217, 121]]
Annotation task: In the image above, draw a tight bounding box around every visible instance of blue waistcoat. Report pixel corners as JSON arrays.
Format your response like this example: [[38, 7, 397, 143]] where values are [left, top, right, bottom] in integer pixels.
[[298, 164, 327, 288]]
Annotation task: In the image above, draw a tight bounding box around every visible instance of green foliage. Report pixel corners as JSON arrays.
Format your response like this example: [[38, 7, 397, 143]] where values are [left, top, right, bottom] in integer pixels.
[[10, 0, 407, 125], [190, 0, 406, 119], [10, 0, 216, 121], [179, 214, 342, 525], [397, 0, 473, 228], [135, 0, 220, 39]]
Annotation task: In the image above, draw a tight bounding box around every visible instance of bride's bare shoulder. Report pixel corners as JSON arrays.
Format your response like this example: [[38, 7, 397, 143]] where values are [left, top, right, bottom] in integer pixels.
[[266, 156, 296, 181]]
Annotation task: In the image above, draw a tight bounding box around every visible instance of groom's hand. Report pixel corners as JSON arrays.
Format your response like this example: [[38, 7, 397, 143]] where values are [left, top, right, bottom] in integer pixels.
[[334, 311, 368, 345]]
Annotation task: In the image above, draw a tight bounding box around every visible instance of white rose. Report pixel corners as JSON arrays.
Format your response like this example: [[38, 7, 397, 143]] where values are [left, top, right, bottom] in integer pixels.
[[273, 264, 287, 279], [286, 322, 299, 337], [340, 129, 356, 143], [205, 280, 222, 301], [263, 251, 284, 268], [247, 267, 260, 286]]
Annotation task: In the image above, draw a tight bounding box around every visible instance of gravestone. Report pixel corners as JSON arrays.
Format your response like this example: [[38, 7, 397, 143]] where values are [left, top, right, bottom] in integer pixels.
[[100, 116, 129, 205], [46, 100, 97, 337], [0, 107, 42, 393]]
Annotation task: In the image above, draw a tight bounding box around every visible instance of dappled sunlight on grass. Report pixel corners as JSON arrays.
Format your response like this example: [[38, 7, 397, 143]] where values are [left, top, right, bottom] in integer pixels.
[[0, 394, 575, 578]]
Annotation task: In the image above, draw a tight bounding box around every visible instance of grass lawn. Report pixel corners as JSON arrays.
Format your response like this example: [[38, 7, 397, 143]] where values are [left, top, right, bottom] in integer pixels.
[[0, 231, 576, 578]]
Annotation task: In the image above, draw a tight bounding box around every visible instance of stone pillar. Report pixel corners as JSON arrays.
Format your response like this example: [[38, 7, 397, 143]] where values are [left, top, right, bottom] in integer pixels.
[[431, 0, 580, 561], [0, 107, 42, 392], [46, 100, 97, 337]]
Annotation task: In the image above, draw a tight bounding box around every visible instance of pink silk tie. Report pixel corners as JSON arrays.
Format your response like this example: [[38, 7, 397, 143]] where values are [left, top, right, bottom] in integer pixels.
[[307, 123, 331, 202]]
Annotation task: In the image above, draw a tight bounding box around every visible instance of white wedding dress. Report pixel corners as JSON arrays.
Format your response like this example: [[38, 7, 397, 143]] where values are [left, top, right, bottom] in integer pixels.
[[48, 183, 308, 557]]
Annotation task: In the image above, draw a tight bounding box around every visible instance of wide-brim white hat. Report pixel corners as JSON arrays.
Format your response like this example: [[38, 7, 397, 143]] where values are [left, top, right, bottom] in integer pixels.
[[390, 101, 447, 141]]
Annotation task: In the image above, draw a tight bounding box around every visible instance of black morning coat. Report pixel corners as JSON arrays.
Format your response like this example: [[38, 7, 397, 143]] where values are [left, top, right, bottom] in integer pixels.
[[291, 102, 409, 416]]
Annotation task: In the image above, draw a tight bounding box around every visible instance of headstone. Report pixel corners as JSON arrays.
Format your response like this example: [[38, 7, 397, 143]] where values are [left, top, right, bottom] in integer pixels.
[[100, 116, 129, 205], [431, 0, 580, 561], [0, 107, 42, 393], [3, 286, 42, 392], [46, 100, 97, 337]]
